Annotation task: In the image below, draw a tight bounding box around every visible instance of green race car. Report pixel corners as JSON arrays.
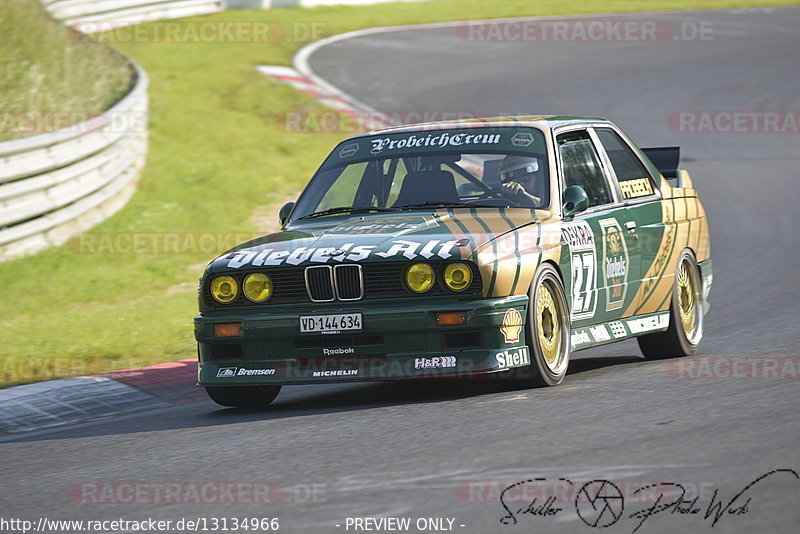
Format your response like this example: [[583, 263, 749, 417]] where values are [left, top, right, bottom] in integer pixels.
[[195, 116, 711, 407]]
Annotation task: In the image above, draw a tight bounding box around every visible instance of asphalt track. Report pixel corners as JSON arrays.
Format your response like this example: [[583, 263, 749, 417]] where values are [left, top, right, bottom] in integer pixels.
[[2, 7, 799, 534]]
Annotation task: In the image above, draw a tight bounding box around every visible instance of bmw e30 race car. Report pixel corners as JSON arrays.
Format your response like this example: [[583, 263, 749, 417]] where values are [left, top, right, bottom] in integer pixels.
[[195, 116, 711, 407]]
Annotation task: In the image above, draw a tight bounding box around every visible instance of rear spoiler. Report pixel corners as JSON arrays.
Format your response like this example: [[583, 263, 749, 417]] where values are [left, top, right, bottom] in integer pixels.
[[641, 146, 693, 188], [641, 146, 680, 175]]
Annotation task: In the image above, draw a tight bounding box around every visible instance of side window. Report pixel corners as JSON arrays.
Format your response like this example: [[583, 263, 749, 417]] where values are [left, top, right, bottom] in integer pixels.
[[557, 130, 612, 208], [595, 128, 657, 200]]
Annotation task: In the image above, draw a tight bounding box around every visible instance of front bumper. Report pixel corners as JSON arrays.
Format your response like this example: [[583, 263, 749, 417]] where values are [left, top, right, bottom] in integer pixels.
[[195, 296, 530, 386]]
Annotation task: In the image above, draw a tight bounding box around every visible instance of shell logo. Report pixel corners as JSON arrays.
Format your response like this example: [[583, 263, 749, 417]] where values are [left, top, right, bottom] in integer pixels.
[[501, 308, 523, 343]]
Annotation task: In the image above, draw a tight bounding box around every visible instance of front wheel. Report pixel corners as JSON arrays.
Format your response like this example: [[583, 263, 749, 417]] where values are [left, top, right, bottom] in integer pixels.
[[637, 250, 703, 358], [205, 385, 282, 408], [524, 263, 571, 386]]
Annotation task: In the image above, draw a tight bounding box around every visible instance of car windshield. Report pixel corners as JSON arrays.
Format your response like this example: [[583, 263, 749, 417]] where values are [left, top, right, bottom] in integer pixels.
[[290, 127, 549, 221]]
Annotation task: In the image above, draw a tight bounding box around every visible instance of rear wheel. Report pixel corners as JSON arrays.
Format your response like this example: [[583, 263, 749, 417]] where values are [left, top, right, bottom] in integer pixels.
[[524, 263, 570, 386], [638, 250, 703, 358], [205, 385, 282, 408]]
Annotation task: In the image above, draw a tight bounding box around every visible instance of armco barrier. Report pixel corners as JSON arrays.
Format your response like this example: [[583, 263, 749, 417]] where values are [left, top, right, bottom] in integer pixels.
[[0, 64, 148, 261], [41, 0, 224, 26]]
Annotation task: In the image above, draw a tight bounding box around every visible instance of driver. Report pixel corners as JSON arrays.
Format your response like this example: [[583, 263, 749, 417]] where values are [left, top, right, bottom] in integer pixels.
[[498, 155, 542, 207]]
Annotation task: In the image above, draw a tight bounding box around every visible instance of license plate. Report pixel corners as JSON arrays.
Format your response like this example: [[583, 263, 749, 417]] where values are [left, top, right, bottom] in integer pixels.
[[300, 313, 362, 335]]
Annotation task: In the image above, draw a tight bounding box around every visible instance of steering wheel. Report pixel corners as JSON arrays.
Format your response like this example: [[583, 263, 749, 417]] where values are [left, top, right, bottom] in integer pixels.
[[478, 187, 506, 200]]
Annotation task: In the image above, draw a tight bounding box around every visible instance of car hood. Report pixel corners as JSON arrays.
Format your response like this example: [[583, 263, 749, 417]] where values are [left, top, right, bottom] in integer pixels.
[[206, 209, 551, 273]]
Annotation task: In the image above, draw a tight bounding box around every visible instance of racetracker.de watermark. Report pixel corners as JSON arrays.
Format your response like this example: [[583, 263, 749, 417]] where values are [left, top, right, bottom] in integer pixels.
[[456, 19, 713, 42], [70, 482, 326, 504], [275, 110, 488, 134], [71, 21, 331, 43], [666, 356, 800, 380], [68, 232, 264, 255], [0, 110, 146, 136], [668, 111, 800, 133]]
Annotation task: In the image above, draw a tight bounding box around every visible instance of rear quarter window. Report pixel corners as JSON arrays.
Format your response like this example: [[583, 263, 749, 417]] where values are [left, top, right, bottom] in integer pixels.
[[595, 128, 658, 199]]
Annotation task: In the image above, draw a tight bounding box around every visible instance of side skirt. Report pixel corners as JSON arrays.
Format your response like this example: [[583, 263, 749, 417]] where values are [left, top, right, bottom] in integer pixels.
[[570, 311, 670, 351]]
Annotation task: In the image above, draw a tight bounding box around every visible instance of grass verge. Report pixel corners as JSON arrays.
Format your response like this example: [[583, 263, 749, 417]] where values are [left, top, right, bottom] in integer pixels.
[[0, 0, 794, 386]]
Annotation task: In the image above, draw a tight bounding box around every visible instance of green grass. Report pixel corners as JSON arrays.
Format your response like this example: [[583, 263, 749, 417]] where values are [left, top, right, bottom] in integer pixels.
[[0, 0, 132, 141], [0, 0, 795, 386]]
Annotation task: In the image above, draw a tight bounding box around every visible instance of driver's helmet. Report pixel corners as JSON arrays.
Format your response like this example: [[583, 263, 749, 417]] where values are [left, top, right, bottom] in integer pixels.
[[499, 155, 541, 190]]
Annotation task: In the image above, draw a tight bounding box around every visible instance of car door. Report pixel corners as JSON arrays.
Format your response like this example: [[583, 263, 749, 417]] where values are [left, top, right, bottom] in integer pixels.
[[555, 128, 640, 331], [592, 126, 663, 317]]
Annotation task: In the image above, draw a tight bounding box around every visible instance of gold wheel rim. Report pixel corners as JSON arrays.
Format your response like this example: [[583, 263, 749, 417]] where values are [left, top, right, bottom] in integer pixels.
[[678, 261, 697, 337], [537, 280, 561, 367]]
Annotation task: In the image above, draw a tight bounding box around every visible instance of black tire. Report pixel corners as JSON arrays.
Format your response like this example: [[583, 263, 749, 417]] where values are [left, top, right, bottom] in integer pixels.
[[523, 263, 571, 386], [205, 385, 281, 408], [638, 250, 703, 359]]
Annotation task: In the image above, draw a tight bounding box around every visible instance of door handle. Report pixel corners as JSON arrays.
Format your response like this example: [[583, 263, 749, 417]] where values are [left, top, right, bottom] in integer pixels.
[[626, 221, 637, 233]]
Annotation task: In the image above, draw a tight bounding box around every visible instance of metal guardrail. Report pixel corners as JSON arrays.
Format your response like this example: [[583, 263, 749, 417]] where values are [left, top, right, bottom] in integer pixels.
[[0, 0, 222, 261], [0, 64, 149, 261]]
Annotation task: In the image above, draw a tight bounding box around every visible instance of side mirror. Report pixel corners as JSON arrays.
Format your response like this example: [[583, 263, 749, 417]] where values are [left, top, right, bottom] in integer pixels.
[[562, 186, 589, 218], [279, 202, 295, 225]]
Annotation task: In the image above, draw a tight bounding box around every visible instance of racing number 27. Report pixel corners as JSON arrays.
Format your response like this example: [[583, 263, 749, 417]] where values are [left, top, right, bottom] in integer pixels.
[[571, 252, 596, 318]]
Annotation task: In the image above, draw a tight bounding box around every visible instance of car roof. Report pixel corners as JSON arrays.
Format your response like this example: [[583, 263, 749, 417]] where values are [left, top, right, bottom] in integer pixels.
[[349, 115, 609, 139]]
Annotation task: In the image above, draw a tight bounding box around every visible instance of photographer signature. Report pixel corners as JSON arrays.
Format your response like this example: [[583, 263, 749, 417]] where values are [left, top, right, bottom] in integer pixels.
[[498, 468, 798, 532]]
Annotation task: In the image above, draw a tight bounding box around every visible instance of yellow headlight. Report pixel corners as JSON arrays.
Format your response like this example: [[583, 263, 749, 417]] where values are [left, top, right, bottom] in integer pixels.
[[444, 262, 472, 291], [406, 263, 435, 293], [243, 273, 273, 302], [211, 275, 239, 304]]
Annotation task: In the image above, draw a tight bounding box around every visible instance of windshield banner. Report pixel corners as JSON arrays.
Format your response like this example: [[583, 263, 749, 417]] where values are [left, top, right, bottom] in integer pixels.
[[326, 127, 547, 165]]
